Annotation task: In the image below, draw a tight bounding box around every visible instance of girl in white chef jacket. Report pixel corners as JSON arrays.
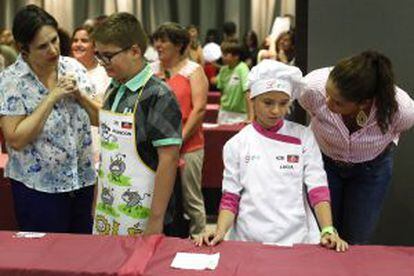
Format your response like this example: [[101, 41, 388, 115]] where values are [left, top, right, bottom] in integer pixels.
[[194, 60, 348, 251]]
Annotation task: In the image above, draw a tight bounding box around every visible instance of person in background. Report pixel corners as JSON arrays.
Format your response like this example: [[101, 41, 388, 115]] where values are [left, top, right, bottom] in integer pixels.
[[71, 25, 111, 166], [144, 35, 159, 63], [0, 28, 17, 49], [83, 14, 108, 29], [0, 44, 17, 67], [58, 27, 72, 56], [203, 29, 222, 90], [0, 53, 4, 72], [187, 25, 204, 66], [71, 25, 111, 102], [258, 30, 295, 65], [299, 50, 414, 244], [0, 28, 18, 67], [203, 42, 222, 90], [204, 29, 220, 45], [152, 22, 208, 237], [89, 13, 182, 236], [214, 41, 249, 124], [194, 60, 348, 252], [222, 21, 238, 43], [242, 30, 259, 68], [0, 5, 96, 233]]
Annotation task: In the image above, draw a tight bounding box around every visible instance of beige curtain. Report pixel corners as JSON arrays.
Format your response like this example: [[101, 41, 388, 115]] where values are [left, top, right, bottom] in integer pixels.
[[1, 0, 275, 40], [250, 0, 276, 43], [250, 0, 296, 44], [281, 0, 296, 28], [44, 0, 74, 32]]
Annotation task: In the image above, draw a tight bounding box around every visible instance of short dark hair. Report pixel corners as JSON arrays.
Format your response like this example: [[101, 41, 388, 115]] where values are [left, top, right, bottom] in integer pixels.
[[243, 30, 258, 49], [221, 41, 243, 57], [223, 21, 236, 36], [12, 5, 58, 51], [205, 29, 219, 44], [92, 12, 147, 54], [329, 50, 397, 133], [152, 22, 190, 55], [58, 28, 71, 56]]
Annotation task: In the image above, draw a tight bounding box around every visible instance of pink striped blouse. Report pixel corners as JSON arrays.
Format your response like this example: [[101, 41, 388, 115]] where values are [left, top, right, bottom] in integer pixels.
[[299, 67, 414, 163]]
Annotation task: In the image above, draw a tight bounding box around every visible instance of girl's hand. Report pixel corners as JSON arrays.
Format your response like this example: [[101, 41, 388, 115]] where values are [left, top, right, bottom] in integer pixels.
[[192, 229, 226, 247], [277, 49, 288, 63], [320, 233, 349, 252]]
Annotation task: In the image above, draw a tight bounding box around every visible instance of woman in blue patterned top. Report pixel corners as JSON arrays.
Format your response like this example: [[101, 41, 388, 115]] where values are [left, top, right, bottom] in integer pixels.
[[0, 5, 97, 233]]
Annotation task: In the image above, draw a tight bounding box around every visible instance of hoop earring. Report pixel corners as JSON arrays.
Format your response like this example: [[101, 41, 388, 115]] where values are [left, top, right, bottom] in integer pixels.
[[356, 110, 368, 127], [21, 51, 28, 59]]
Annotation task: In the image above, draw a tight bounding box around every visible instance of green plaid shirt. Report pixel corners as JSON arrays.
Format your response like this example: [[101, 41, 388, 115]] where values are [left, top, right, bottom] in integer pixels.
[[103, 65, 182, 171]]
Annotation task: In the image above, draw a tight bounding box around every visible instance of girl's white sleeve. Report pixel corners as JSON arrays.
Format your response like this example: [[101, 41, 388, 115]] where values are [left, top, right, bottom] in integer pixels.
[[302, 127, 330, 206], [222, 136, 243, 196]]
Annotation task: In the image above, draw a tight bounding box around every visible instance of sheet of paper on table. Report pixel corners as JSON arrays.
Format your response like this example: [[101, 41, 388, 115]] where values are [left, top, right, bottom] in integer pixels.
[[262, 241, 294, 247], [170, 252, 220, 270], [202, 123, 220, 128], [13, 232, 46, 238]]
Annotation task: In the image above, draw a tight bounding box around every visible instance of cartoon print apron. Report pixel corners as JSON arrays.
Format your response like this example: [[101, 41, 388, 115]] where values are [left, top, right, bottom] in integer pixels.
[[93, 82, 155, 236]]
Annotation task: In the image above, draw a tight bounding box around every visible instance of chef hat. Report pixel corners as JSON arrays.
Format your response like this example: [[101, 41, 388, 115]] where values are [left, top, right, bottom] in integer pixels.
[[203, 42, 222, 63], [248, 59, 304, 99]]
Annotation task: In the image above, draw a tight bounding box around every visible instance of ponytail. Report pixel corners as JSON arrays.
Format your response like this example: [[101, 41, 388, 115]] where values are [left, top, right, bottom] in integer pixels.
[[371, 52, 398, 133], [329, 50, 397, 133]]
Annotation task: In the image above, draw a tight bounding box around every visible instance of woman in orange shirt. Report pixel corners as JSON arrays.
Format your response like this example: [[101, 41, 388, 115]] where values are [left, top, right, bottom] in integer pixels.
[[151, 23, 208, 236]]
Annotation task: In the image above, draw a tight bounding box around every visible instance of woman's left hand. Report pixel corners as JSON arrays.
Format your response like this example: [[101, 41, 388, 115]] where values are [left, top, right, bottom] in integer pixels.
[[320, 233, 349, 252], [60, 74, 83, 100]]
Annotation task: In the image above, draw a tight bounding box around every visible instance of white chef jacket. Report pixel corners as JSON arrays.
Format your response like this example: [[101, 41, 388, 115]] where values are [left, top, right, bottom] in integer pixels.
[[223, 120, 328, 245]]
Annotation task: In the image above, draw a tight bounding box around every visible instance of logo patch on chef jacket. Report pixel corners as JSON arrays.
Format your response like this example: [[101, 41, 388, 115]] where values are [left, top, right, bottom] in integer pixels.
[[245, 154, 260, 163], [287, 155, 299, 163]]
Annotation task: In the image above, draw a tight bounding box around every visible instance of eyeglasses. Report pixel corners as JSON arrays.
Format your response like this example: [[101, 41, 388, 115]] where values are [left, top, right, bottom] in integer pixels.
[[95, 46, 131, 65]]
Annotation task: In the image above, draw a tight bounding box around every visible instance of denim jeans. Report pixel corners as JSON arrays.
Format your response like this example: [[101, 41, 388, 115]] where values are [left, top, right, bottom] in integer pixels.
[[322, 146, 394, 244], [11, 179, 94, 234]]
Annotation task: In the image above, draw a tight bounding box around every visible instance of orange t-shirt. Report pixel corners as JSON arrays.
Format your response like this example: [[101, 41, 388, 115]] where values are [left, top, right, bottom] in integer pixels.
[[152, 60, 204, 153]]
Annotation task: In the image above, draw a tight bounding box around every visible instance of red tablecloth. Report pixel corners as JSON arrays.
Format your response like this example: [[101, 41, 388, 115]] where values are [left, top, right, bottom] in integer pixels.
[[202, 123, 245, 188], [204, 104, 219, 123], [1, 231, 413, 275], [207, 91, 221, 104], [0, 231, 162, 276], [144, 238, 414, 276]]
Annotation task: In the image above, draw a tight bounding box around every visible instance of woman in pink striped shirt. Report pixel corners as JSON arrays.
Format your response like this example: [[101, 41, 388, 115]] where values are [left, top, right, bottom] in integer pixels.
[[299, 50, 414, 244]]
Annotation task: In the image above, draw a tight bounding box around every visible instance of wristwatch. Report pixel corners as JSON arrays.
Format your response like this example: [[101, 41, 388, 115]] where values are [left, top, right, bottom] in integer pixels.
[[320, 226, 337, 237]]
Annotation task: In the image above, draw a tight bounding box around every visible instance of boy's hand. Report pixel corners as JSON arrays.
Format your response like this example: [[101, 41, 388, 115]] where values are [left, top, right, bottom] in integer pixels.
[[143, 217, 163, 235]]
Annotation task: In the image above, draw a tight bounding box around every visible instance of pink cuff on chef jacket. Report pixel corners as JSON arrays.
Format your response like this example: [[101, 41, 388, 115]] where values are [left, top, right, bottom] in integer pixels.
[[219, 192, 241, 215], [308, 186, 331, 207]]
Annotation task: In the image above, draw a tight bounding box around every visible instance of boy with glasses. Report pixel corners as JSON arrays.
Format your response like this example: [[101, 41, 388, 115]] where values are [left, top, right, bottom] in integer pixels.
[[78, 12, 182, 236]]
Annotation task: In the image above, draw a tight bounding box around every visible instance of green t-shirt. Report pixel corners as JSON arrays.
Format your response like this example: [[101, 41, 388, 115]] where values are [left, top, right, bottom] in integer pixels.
[[217, 61, 249, 113]]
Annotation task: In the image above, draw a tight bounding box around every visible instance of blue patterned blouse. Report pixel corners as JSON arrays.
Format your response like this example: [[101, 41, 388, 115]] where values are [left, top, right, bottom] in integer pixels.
[[0, 55, 96, 193]]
